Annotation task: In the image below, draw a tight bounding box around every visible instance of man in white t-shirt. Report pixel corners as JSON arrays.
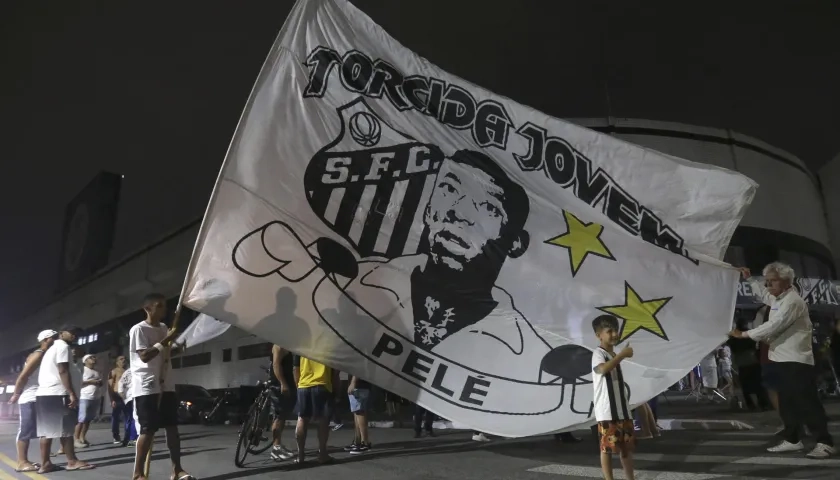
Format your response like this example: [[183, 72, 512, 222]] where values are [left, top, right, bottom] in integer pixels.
[[34, 325, 95, 473], [129, 293, 193, 480], [74, 354, 102, 447], [590, 315, 635, 480], [8, 329, 57, 472]]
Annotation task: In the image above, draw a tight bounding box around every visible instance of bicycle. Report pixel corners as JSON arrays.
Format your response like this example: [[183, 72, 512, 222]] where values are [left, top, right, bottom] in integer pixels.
[[234, 374, 276, 467]]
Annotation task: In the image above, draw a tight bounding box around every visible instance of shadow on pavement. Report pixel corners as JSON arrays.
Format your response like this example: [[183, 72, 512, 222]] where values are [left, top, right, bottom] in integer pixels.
[[202, 432, 551, 480], [74, 447, 227, 469]]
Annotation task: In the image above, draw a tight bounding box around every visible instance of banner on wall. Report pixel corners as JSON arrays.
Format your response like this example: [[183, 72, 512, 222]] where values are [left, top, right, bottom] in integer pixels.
[[179, 0, 756, 437], [737, 278, 840, 307]]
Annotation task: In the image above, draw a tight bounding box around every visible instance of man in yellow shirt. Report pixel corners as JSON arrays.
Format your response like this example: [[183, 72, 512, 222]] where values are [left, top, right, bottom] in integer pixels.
[[293, 355, 339, 465]]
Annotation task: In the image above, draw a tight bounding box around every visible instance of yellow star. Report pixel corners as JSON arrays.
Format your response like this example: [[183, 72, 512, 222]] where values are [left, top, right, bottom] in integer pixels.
[[597, 282, 671, 342], [545, 210, 615, 277]]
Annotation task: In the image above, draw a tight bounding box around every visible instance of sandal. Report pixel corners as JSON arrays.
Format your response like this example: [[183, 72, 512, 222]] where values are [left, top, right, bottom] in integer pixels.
[[38, 465, 64, 474], [171, 473, 198, 480], [16, 465, 39, 472], [65, 462, 96, 471]]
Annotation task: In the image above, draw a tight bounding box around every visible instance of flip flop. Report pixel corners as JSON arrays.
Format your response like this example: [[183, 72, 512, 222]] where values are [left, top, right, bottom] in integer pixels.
[[171, 473, 197, 480], [65, 463, 96, 471], [38, 465, 64, 474], [15, 465, 39, 472]]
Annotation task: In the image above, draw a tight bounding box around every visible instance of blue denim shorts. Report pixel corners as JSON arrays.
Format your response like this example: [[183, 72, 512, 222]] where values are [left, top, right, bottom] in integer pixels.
[[17, 402, 38, 440], [349, 388, 370, 413]]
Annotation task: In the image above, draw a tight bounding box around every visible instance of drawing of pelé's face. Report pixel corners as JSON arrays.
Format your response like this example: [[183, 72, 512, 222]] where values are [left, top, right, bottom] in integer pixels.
[[424, 161, 509, 272]]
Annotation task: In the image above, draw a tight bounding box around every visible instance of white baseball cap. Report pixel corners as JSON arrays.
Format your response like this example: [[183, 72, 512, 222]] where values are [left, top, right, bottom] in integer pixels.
[[37, 330, 58, 342], [82, 354, 95, 363]]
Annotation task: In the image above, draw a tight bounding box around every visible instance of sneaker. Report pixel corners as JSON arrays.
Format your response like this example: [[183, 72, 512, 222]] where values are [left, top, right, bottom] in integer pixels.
[[805, 443, 835, 459], [74, 441, 88, 449], [767, 440, 804, 453], [344, 442, 359, 452], [270, 445, 295, 461], [128, 440, 137, 446], [472, 433, 491, 442], [331, 422, 344, 432], [350, 442, 371, 455], [113, 439, 122, 445]]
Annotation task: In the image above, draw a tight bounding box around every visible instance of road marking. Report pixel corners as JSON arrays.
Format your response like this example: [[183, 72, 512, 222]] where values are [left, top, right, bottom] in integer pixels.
[[0, 452, 48, 480], [633, 453, 840, 466], [0, 467, 16, 480], [529, 464, 753, 479]]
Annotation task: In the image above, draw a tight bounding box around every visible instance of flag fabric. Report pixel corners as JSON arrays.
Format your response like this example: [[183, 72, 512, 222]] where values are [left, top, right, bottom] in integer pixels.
[[181, 0, 757, 437], [176, 314, 231, 350]]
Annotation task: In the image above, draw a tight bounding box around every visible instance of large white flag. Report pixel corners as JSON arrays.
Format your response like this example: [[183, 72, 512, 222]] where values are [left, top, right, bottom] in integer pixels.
[[181, 0, 756, 436]]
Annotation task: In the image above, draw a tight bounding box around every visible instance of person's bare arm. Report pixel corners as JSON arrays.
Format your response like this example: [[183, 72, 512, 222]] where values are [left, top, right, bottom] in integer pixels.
[[9, 351, 43, 403], [272, 346, 291, 392], [137, 329, 179, 363], [293, 367, 300, 387], [593, 345, 633, 375], [57, 362, 77, 407]]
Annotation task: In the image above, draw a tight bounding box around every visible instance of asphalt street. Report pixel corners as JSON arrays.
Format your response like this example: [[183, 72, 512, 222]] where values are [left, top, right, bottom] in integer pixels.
[[1, 421, 839, 480]]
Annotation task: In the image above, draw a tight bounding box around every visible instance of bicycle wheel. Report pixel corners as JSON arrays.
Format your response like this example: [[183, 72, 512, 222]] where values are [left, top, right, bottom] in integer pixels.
[[248, 393, 274, 454], [234, 403, 258, 468]]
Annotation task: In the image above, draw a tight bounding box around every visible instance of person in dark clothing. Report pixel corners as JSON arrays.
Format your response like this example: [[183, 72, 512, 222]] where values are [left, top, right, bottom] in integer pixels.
[[730, 316, 771, 411], [413, 405, 435, 438]]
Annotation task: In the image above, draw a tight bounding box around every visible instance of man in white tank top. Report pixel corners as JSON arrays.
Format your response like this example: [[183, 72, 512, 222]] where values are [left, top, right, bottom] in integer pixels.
[[8, 330, 57, 472]]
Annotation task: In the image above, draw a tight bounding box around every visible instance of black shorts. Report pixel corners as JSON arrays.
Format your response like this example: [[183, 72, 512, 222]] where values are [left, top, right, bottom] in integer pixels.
[[134, 392, 179, 434], [762, 362, 781, 391], [296, 385, 333, 419], [268, 386, 296, 416]]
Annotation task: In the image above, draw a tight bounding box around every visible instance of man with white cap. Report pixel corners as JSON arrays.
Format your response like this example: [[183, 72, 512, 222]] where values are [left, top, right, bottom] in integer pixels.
[[35, 324, 95, 473], [7, 329, 57, 472], [74, 353, 102, 447]]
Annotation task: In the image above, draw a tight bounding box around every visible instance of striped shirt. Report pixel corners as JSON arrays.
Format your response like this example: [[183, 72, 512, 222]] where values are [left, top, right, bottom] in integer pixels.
[[591, 347, 630, 422]]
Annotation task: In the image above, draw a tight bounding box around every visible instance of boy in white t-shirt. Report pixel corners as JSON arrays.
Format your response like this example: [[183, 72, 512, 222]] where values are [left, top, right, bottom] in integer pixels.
[[129, 293, 193, 480], [591, 314, 635, 480]]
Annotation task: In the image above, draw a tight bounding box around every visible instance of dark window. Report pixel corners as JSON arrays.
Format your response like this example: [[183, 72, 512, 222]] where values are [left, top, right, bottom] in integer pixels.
[[238, 342, 272, 361], [178, 352, 212, 369], [222, 348, 232, 362]]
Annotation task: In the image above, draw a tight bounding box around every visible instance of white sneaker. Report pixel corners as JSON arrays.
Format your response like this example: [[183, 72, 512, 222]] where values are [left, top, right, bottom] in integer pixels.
[[472, 433, 491, 442], [805, 443, 835, 459], [270, 445, 295, 461], [767, 440, 804, 453]]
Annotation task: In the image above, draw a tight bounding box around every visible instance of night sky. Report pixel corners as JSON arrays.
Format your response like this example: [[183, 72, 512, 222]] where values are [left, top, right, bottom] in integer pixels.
[[1, 1, 838, 323]]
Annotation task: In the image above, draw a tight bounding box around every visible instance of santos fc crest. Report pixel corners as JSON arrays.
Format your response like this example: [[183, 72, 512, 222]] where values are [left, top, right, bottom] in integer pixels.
[[304, 98, 445, 259]]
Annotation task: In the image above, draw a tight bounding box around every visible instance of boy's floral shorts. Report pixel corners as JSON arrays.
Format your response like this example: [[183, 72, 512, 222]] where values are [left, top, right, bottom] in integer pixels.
[[597, 420, 636, 453]]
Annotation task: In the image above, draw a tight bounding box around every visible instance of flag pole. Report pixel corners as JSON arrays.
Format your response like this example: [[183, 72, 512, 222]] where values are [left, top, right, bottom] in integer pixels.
[[140, 13, 294, 478]]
